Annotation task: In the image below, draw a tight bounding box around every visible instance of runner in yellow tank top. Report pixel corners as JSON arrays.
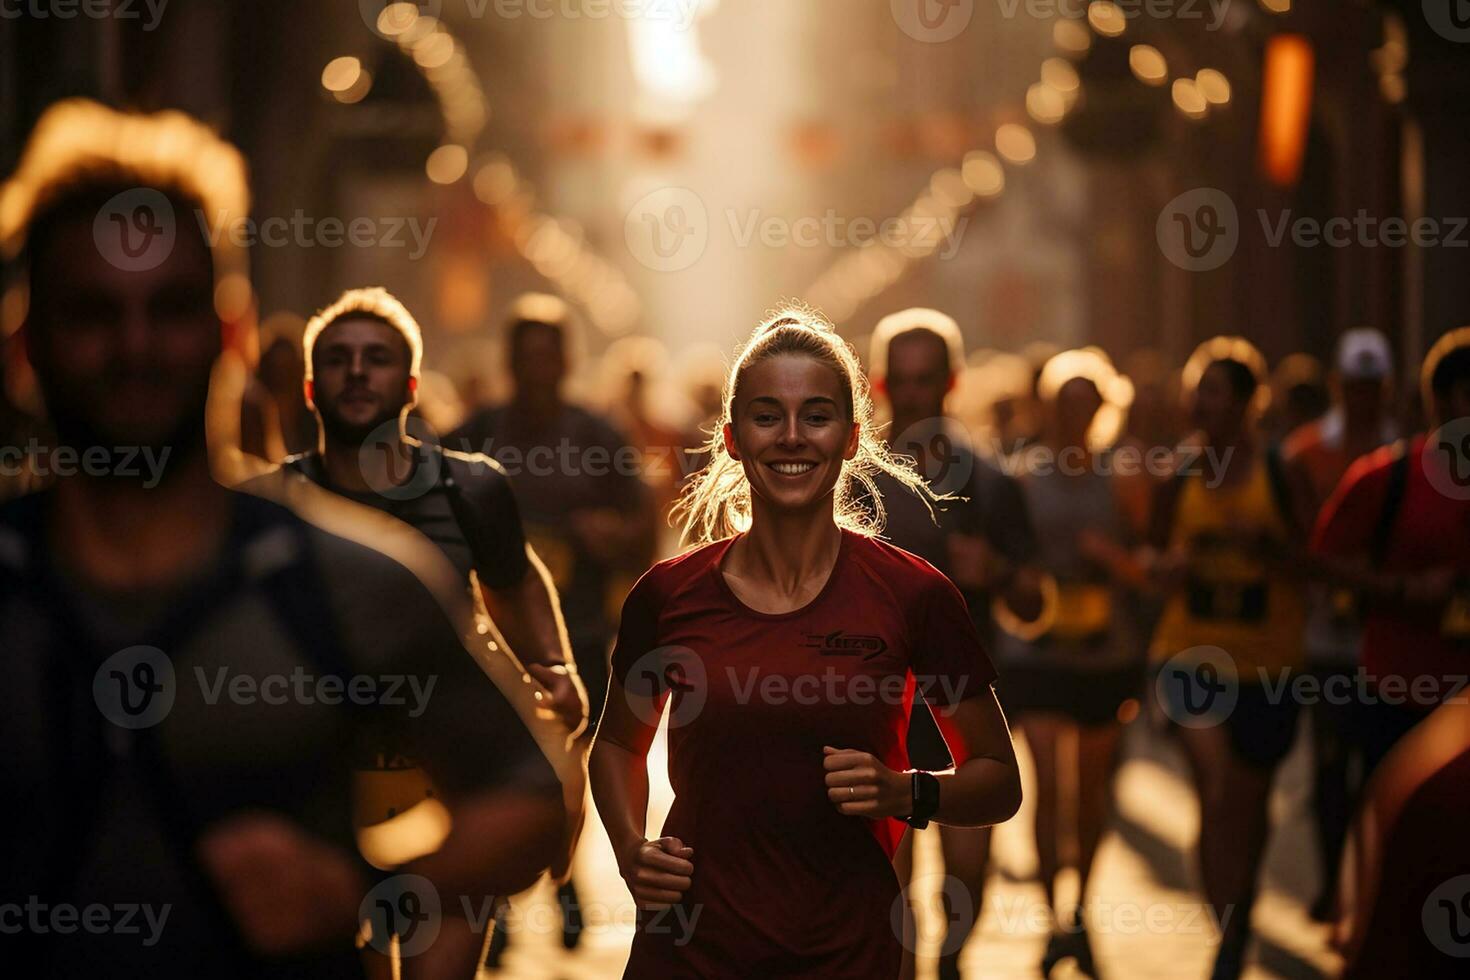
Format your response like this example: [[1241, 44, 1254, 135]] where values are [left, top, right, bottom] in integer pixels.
[[1151, 451, 1306, 681], [1147, 338, 1308, 980]]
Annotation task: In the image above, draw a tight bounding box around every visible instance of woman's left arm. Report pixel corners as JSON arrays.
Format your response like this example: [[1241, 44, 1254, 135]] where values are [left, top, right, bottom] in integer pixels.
[[824, 688, 1021, 827]]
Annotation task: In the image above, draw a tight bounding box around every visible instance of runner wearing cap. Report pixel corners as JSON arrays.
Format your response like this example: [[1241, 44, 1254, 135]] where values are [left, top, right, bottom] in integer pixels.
[[1280, 327, 1398, 920], [1312, 327, 1470, 775]]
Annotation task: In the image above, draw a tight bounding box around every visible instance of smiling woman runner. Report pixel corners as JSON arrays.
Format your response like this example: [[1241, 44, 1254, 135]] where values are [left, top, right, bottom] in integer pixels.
[[588, 305, 1022, 978]]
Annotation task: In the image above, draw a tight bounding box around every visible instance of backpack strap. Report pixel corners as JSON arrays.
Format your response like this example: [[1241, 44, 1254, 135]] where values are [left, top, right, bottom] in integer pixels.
[[281, 450, 326, 484], [1148, 448, 1194, 550], [1263, 442, 1297, 535], [1370, 441, 1412, 565], [437, 448, 518, 590]]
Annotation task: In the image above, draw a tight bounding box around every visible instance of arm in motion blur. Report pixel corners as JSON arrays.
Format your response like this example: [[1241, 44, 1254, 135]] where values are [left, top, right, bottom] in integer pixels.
[[481, 544, 589, 734]]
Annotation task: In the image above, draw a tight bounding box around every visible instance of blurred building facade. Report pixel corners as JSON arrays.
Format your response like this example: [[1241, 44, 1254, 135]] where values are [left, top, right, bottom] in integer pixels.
[[3, 1, 1468, 391]]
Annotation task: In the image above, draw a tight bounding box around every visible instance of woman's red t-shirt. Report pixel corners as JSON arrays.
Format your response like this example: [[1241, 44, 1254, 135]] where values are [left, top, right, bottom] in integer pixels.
[[606, 528, 997, 979]]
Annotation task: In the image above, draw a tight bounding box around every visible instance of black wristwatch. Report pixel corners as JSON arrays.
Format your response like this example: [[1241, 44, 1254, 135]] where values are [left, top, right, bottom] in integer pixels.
[[903, 771, 941, 829]]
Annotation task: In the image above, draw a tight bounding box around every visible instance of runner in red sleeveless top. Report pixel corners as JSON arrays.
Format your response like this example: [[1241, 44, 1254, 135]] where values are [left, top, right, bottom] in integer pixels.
[[589, 306, 1022, 978]]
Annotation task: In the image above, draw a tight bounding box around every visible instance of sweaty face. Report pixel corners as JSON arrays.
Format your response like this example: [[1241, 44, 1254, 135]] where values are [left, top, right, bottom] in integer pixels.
[[27, 213, 219, 453], [884, 330, 951, 421], [311, 317, 414, 443], [725, 354, 859, 517]]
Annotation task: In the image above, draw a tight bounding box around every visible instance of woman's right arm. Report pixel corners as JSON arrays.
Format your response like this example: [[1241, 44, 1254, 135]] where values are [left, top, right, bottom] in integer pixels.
[[589, 679, 658, 872], [589, 656, 695, 909]]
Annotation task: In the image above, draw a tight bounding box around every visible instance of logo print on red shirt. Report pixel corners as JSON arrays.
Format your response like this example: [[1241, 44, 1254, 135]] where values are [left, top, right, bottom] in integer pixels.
[[800, 631, 889, 660]]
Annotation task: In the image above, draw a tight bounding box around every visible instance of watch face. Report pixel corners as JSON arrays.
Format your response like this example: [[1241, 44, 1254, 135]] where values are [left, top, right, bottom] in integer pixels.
[[904, 771, 940, 829]]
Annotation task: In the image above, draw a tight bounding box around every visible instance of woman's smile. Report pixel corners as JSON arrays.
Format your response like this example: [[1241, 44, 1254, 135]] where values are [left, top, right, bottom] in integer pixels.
[[766, 459, 819, 477]]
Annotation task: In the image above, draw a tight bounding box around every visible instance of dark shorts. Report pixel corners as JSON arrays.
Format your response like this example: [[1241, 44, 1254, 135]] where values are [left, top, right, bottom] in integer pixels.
[[1353, 696, 1427, 777], [906, 664, 1140, 771], [997, 662, 1143, 727], [1223, 681, 1302, 769]]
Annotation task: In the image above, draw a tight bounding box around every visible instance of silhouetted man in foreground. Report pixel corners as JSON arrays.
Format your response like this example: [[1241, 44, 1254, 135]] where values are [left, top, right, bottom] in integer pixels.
[[0, 99, 566, 979]]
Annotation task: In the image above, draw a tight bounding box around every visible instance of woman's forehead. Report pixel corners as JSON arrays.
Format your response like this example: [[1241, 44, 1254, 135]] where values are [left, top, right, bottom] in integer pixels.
[[737, 354, 845, 402]]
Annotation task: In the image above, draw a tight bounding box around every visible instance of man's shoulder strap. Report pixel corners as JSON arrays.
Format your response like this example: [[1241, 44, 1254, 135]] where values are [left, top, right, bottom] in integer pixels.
[[1263, 441, 1294, 529], [1370, 440, 1413, 564], [435, 447, 509, 579], [281, 450, 326, 483]]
